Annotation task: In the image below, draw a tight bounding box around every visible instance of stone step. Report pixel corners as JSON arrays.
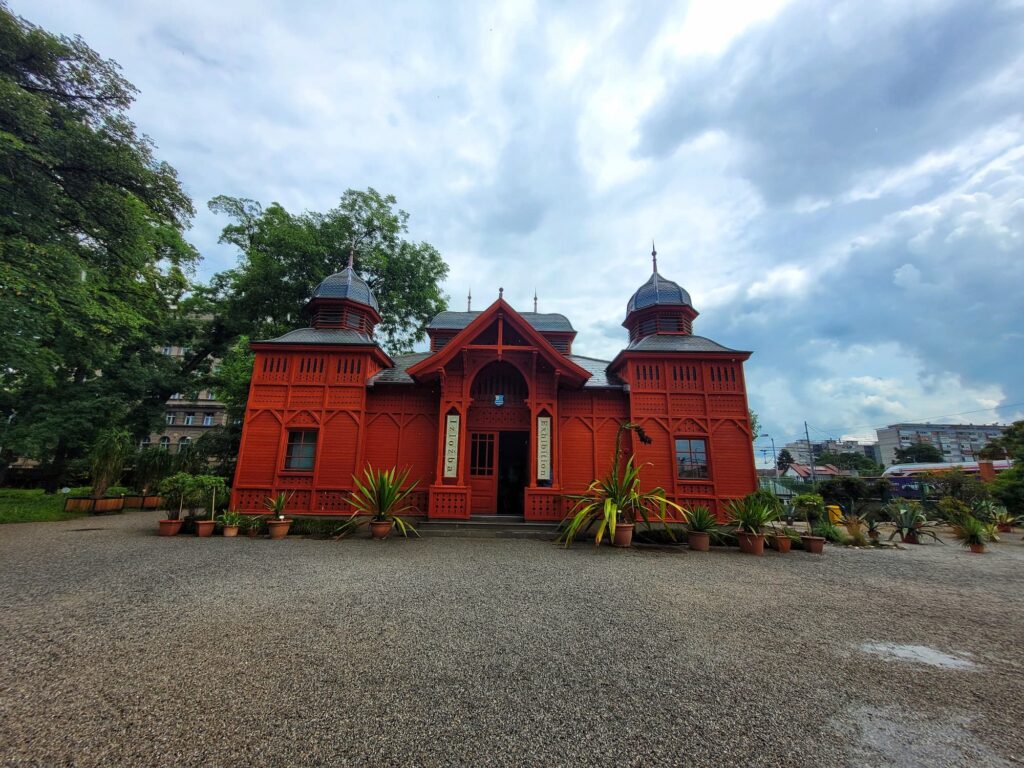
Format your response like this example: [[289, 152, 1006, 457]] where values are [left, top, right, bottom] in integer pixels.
[[414, 514, 562, 539]]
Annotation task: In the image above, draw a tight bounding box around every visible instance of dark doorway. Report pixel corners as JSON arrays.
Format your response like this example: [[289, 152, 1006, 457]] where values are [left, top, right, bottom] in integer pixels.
[[497, 431, 529, 516]]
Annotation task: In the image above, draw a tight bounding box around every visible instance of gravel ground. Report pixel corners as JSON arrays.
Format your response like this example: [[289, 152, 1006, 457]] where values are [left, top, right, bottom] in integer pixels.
[[1, 512, 1022, 767]]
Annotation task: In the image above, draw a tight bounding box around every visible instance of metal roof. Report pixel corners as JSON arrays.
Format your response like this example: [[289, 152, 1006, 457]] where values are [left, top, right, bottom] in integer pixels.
[[369, 352, 433, 384], [310, 267, 380, 312], [625, 334, 746, 354], [626, 272, 692, 314], [258, 328, 377, 345], [428, 311, 575, 332], [566, 355, 625, 388]]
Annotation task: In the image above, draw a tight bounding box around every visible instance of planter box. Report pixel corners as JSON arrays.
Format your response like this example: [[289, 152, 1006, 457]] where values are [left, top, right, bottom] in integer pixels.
[[91, 497, 125, 514], [122, 495, 145, 509], [142, 496, 166, 509], [64, 497, 95, 513]]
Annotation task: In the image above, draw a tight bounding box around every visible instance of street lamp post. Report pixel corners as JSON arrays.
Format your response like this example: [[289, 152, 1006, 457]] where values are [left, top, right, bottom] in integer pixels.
[[759, 433, 778, 478]]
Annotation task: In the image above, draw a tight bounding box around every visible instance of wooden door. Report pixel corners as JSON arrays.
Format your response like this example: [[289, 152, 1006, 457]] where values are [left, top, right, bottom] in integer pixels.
[[469, 431, 498, 514]]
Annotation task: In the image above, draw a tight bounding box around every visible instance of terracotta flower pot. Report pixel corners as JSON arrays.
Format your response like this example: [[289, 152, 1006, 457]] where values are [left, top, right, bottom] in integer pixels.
[[996, 523, 1012, 533], [737, 531, 764, 555], [901, 530, 919, 545], [158, 519, 183, 536], [801, 535, 825, 554], [267, 519, 292, 539], [612, 523, 634, 548], [195, 520, 216, 537], [868, 530, 879, 542], [247, 527, 260, 539], [222, 525, 239, 538], [688, 531, 710, 551], [774, 535, 792, 554], [969, 543, 985, 554]]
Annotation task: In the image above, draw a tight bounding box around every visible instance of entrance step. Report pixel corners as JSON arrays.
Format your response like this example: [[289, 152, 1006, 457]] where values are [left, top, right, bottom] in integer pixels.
[[416, 515, 561, 539]]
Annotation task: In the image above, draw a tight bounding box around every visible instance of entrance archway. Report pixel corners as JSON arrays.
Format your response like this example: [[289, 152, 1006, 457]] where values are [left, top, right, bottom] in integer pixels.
[[467, 361, 530, 515]]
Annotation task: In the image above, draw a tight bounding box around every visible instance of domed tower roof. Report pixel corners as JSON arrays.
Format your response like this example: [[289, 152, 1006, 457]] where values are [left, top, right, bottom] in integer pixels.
[[626, 271, 692, 313], [311, 266, 379, 313], [622, 243, 699, 344]]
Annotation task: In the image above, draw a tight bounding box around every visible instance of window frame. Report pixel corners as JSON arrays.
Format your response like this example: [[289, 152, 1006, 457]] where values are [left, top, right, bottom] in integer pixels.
[[675, 437, 710, 480], [284, 429, 318, 472]]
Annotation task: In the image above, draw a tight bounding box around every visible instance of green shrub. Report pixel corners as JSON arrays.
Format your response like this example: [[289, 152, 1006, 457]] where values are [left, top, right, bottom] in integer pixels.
[[0, 489, 72, 524]]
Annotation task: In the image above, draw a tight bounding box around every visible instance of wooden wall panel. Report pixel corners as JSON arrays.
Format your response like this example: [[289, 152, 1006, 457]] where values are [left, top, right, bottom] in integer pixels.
[[712, 420, 755, 498], [237, 411, 280, 485], [364, 414, 400, 470], [398, 413, 437, 487], [559, 417, 594, 492], [319, 411, 360, 487]]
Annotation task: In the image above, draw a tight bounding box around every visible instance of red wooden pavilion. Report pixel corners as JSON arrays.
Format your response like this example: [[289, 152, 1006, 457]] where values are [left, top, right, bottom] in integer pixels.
[[230, 248, 757, 520]]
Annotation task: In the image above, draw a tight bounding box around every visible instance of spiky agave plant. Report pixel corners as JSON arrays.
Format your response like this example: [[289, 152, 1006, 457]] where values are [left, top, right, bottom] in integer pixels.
[[726, 496, 778, 534], [558, 422, 683, 547], [336, 466, 420, 538], [950, 513, 994, 550]]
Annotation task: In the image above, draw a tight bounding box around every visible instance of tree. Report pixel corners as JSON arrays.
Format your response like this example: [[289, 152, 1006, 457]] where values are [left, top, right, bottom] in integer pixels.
[[0, 7, 196, 482], [748, 409, 760, 444], [204, 190, 449, 355], [89, 428, 133, 497], [817, 451, 884, 476], [922, 468, 989, 505], [984, 420, 1024, 514], [981, 420, 1024, 461], [776, 448, 795, 473], [893, 443, 944, 464]]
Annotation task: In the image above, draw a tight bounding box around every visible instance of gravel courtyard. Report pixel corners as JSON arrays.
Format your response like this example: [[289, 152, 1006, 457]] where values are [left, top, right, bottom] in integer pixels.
[[1, 512, 1022, 767]]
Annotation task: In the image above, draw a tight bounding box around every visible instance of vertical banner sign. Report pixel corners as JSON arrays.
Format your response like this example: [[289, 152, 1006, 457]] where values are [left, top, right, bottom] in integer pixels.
[[536, 416, 551, 482], [443, 414, 460, 478]]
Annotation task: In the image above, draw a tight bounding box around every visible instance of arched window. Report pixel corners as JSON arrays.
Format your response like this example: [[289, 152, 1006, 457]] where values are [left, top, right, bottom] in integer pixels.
[[159, 436, 171, 451], [177, 436, 191, 453]]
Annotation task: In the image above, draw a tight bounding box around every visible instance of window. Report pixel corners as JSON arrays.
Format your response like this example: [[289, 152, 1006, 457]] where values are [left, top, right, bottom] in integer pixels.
[[159, 436, 171, 450], [470, 433, 495, 476], [675, 438, 709, 479], [207, 390, 216, 400], [162, 346, 173, 356], [139, 437, 151, 449], [184, 413, 195, 426], [178, 436, 191, 452], [203, 414, 214, 426], [166, 413, 176, 425], [170, 392, 181, 400], [285, 430, 317, 471]]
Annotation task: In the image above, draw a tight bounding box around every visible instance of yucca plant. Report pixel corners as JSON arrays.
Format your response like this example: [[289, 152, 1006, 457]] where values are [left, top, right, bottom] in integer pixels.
[[684, 505, 718, 533], [726, 497, 778, 534], [264, 491, 292, 520], [951, 513, 994, 552], [559, 422, 683, 547], [336, 466, 420, 538], [884, 501, 941, 544], [840, 513, 869, 547]]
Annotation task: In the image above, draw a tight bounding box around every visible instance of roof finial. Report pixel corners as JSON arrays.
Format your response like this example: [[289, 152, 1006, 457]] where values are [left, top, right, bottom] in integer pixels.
[[499, 287, 504, 300], [651, 240, 658, 274], [467, 287, 472, 312], [533, 288, 538, 313], [347, 245, 355, 286]]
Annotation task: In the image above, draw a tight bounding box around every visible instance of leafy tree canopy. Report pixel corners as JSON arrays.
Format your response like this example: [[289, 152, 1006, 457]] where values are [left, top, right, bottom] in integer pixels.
[[202, 190, 449, 355], [776, 448, 795, 472], [817, 451, 884, 476], [980, 420, 1024, 462], [893, 443, 944, 464], [0, 5, 196, 477]]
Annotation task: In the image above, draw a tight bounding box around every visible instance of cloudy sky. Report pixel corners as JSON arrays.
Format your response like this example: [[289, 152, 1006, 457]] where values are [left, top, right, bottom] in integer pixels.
[[18, 0, 1024, 453]]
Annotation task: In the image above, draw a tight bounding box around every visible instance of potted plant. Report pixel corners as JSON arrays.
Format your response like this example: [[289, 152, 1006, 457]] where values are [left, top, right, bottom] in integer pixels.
[[684, 505, 717, 552], [335, 467, 420, 540], [559, 423, 682, 548], [193, 476, 227, 537], [951, 513, 993, 553], [242, 515, 263, 538], [839, 512, 869, 547], [216, 509, 243, 537], [793, 493, 826, 554], [884, 501, 941, 545], [985, 507, 1018, 533], [264, 492, 294, 539], [156, 472, 195, 536], [726, 496, 778, 555], [866, 514, 882, 543], [768, 523, 799, 553]]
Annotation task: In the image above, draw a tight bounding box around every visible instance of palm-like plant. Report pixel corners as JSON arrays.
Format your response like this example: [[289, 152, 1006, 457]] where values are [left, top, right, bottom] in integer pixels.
[[951, 513, 994, 551], [884, 501, 941, 544], [558, 422, 683, 547], [336, 466, 420, 538], [726, 497, 778, 534], [264, 491, 293, 520], [684, 505, 718, 533], [90, 428, 134, 498]]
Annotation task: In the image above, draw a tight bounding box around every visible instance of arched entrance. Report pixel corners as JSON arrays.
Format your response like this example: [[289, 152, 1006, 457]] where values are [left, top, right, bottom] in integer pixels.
[[467, 361, 530, 515]]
